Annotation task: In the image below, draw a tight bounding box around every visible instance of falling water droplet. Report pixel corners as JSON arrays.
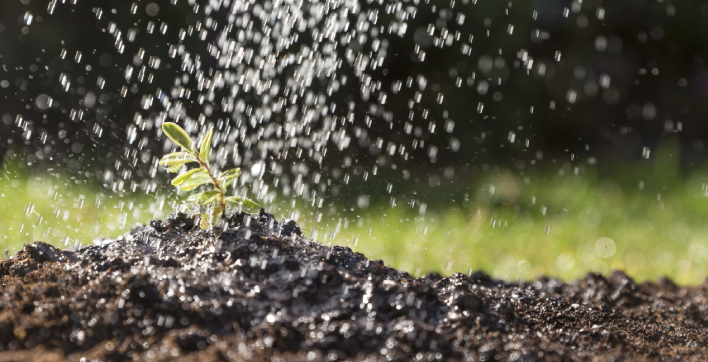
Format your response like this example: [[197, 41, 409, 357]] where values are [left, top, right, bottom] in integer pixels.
[[23, 12, 33, 26], [642, 147, 651, 159], [600, 74, 611, 89]]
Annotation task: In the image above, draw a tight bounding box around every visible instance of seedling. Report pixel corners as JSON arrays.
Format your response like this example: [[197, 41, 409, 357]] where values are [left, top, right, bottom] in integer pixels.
[[159, 122, 260, 230]]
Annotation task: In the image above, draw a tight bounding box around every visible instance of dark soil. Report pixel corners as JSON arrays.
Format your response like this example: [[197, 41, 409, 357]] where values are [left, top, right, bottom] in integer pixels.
[[1, 211, 707, 361]]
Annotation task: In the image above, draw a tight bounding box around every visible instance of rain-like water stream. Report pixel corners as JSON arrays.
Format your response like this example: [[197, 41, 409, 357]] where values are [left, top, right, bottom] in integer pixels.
[[4, 0, 708, 360], [0, 0, 703, 281]]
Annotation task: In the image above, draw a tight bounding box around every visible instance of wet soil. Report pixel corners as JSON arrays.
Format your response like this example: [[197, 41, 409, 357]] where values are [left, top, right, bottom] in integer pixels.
[[1, 211, 707, 361]]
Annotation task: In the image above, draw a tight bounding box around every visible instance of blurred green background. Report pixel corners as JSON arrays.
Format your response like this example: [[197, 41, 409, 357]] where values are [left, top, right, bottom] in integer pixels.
[[4, 136, 708, 285]]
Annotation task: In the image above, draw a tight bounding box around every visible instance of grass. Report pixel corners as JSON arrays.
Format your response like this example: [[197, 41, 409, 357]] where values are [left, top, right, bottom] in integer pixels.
[[331, 169, 708, 285], [3, 156, 708, 285], [0, 162, 172, 251]]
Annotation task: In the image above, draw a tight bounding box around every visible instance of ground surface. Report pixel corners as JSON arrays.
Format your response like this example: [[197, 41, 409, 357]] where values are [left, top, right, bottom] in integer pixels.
[[0, 211, 707, 361]]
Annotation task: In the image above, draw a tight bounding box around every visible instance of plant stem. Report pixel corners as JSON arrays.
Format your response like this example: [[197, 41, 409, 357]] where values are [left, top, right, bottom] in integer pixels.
[[195, 153, 227, 215]]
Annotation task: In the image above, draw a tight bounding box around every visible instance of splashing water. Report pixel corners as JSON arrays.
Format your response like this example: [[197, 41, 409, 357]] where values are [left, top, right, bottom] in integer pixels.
[[1, 0, 702, 283], [2, 0, 557, 213]]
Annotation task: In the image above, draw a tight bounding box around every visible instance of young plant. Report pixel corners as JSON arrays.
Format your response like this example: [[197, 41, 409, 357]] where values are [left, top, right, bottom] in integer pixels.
[[159, 122, 260, 230]]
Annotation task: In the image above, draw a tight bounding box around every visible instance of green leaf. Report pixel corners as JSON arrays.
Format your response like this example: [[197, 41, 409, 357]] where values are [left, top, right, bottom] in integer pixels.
[[219, 168, 242, 178], [221, 178, 236, 189], [199, 126, 214, 164], [225, 196, 261, 213], [171, 168, 206, 186], [213, 204, 225, 221], [159, 152, 198, 167], [197, 190, 221, 205], [162, 122, 195, 151], [178, 172, 213, 191], [218, 168, 241, 189], [186, 193, 201, 203], [200, 213, 211, 230]]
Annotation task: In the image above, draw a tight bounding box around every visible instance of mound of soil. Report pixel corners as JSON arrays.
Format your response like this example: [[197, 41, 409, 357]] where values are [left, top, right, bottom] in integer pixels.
[[0, 211, 707, 361]]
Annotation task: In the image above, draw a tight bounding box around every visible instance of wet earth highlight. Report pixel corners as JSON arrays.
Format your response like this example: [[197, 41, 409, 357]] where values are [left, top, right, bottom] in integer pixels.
[[0, 211, 706, 361]]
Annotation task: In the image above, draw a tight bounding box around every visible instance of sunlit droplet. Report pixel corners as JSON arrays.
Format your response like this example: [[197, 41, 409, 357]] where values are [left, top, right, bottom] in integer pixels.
[[595, 237, 616, 258]]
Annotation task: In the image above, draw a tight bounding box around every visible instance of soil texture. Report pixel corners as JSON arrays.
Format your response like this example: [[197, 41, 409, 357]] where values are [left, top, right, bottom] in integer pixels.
[[1, 211, 707, 361]]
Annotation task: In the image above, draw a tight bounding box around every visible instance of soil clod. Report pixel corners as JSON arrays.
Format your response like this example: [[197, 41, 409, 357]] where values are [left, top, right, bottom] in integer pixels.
[[1, 211, 707, 361]]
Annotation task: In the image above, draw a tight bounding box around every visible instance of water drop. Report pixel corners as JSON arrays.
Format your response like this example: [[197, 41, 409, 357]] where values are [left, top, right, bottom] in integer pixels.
[[642, 147, 651, 159], [23, 12, 33, 26], [145, 3, 159, 16], [595, 238, 616, 258], [599, 74, 611, 89], [456, 13, 465, 25], [556, 253, 574, 271], [567, 90, 577, 104], [34, 94, 53, 111]]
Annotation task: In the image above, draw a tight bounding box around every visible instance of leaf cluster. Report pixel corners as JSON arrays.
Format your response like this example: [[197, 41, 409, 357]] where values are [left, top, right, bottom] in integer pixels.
[[159, 122, 260, 229]]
